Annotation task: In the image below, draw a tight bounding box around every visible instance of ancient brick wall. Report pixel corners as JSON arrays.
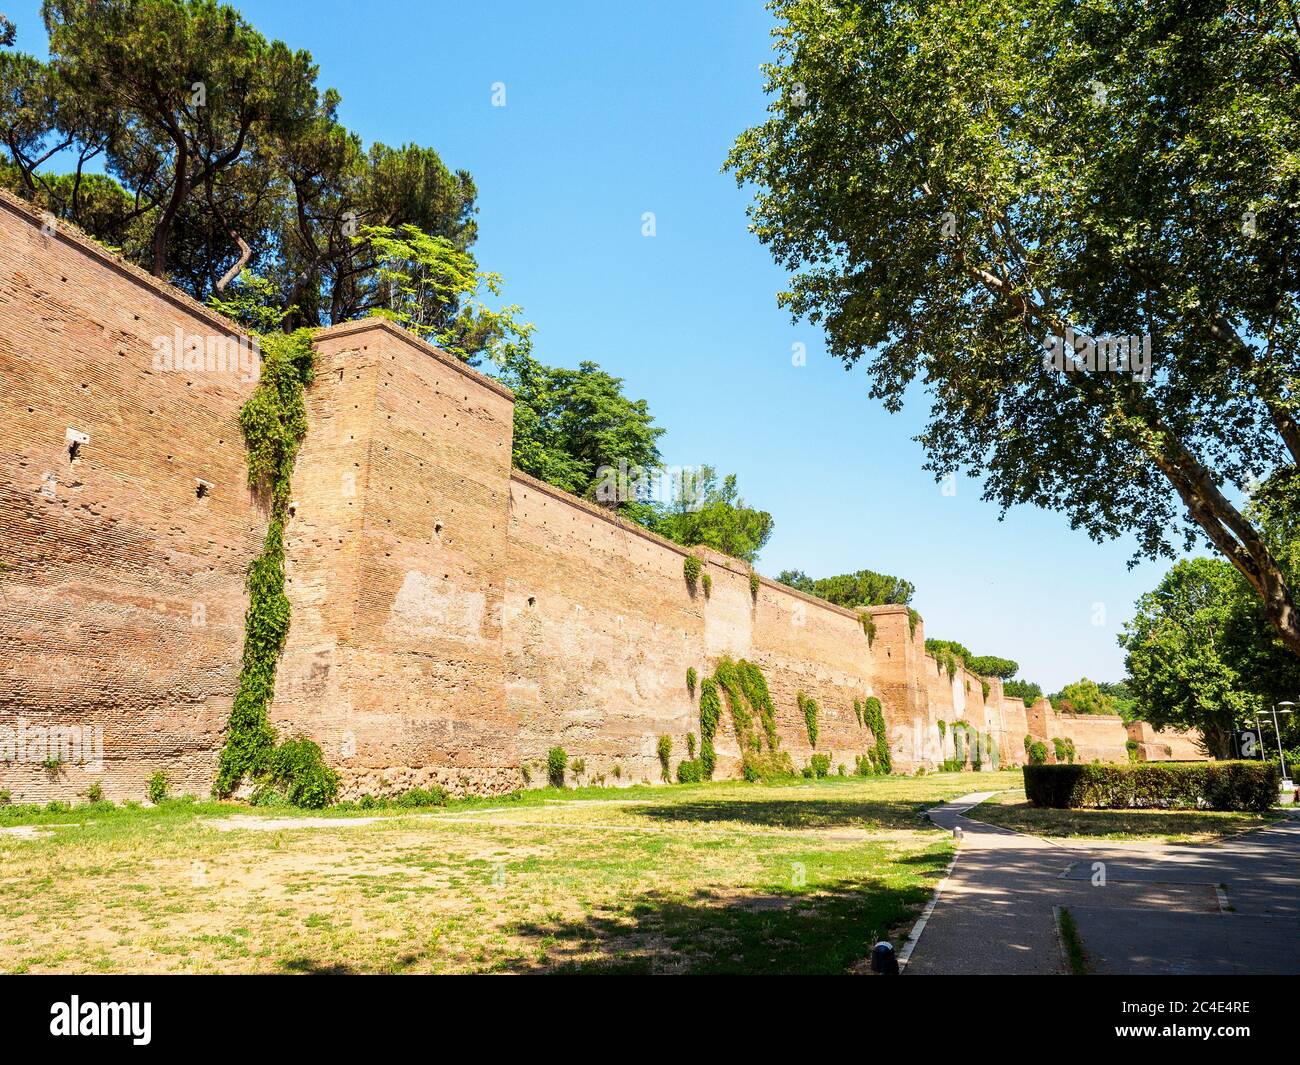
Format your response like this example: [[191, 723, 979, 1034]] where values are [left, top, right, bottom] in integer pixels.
[[0, 190, 265, 802], [504, 475, 903, 784], [1048, 712, 1130, 763], [992, 684, 1031, 766], [1126, 721, 1206, 761], [1024, 702, 1179, 764], [270, 319, 519, 798], [0, 195, 1204, 802]]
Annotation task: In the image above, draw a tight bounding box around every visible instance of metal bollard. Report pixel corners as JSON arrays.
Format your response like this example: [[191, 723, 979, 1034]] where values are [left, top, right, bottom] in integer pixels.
[[871, 940, 899, 975]]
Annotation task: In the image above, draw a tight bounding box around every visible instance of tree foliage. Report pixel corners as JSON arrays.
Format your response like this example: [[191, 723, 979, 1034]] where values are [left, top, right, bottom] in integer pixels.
[[967, 655, 1018, 680], [923, 638, 1018, 683], [1096, 680, 1138, 721], [359, 222, 520, 363], [1, 2, 485, 346], [651, 466, 774, 564], [1004, 679, 1043, 705], [494, 341, 773, 555], [1050, 678, 1120, 717], [1120, 558, 1300, 757], [728, 0, 1300, 655], [776, 567, 914, 606], [41, 0, 320, 278], [498, 341, 665, 506]]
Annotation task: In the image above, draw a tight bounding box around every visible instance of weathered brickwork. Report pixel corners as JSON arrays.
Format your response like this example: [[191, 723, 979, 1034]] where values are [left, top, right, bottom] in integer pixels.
[[0, 191, 1203, 802], [504, 488, 911, 784], [1022, 699, 1199, 764], [0, 191, 265, 801], [1125, 720, 1205, 762], [270, 320, 518, 798]]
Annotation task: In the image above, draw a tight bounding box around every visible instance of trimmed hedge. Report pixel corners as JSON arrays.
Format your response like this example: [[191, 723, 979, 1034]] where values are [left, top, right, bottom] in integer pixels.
[[1023, 761, 1278, 813]]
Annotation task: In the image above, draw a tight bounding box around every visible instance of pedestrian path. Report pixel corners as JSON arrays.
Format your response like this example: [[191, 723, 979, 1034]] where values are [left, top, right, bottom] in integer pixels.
[[902, 794, 1300, 975], [903, 793, 1066, 974]]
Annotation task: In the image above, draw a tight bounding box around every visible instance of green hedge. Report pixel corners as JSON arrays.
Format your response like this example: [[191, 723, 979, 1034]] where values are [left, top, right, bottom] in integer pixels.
[[1023, 761, 1278, 813]]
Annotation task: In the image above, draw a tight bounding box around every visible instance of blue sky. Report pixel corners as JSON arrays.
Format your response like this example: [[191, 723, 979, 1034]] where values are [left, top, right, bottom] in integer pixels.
[[5, 0, 1193, 691]]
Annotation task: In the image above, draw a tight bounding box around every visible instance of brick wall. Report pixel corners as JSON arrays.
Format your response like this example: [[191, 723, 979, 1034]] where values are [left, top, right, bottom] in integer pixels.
[[0, 190, 265, 802], [504, 475, 907, 784], [1049, 712, 1130, 764], [0, 192, 1203, 801], [1126, 720, 1206, 761], [270, 319, 519, 797]]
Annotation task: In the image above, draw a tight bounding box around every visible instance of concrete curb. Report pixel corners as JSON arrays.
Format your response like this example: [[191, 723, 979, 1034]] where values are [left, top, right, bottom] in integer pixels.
[[897, 790, 1011, 972], [897, 847, 960, 972]]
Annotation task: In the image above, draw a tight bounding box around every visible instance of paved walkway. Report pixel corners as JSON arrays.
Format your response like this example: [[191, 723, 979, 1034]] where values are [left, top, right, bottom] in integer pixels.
[[902, 793, 1300, 976]]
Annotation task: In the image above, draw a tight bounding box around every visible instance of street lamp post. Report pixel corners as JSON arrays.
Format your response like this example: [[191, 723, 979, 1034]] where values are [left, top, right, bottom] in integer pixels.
[[1269, 702, 1294, 791]]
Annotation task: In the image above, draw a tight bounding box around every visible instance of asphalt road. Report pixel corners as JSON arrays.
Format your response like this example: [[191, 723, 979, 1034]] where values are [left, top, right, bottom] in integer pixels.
[[902, 794, 1300, 976]]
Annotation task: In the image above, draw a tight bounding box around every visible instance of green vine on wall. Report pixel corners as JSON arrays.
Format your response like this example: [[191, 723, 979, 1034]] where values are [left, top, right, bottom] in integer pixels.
[[699, 677, 721, 777], [657, 734, 673, 782], [213, 329, 337, 807], [859, 611, 876, 646], [797, 690, 819, 748], [704, 656, 792, 781], [683, 554, 701, 591], [749, 570, 760, 601], [861, 696, 891, 774], [738, 660, 778, 752], [1053, 736, 1077, 764], [927, 640, 962, 681], [907, 608, 920, 638]]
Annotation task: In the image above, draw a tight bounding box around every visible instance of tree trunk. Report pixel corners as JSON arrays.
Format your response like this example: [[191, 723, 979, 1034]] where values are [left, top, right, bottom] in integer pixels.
[[152, 150, 188, 277], [1150, 440, 1300, 660], [1202, 720, 1233, 761]]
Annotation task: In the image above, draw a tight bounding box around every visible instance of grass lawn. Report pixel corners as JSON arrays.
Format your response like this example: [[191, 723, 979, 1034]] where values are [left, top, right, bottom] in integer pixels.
[[0, 771, 1006, 975], [968, 788, 1277, 843]]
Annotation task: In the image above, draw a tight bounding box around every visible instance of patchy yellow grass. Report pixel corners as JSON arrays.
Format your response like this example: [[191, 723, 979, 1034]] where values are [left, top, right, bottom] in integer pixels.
[[0, 772, 1002, 974], [969, 789, 1273, 843]]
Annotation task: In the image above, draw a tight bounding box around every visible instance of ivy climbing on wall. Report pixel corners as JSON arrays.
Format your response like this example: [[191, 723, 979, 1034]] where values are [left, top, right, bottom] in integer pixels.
[[860, 696, 891, 774], [214, 329, 338, 807], [698, 677, 721, 778], [700, 656, 793, 781], [859, 611, 876, 646], [797, 690, 819, 748], [683, 554, 701, 591]]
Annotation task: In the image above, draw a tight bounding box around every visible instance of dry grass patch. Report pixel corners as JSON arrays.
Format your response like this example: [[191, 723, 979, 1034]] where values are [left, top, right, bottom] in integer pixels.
[[0, 772, 1002, 974], [970, 789, 1273, 843]]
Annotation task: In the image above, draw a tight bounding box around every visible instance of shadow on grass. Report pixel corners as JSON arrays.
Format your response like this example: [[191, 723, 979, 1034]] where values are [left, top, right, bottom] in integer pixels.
[[972, 798, 1270, 841], [277, 958, 366, 975], [499, 873, 939, 974], [627, 797, 937, 831]]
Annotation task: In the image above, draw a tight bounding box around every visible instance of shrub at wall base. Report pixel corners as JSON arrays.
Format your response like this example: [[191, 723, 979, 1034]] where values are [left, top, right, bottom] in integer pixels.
[[1024, 762, 1278, 813]]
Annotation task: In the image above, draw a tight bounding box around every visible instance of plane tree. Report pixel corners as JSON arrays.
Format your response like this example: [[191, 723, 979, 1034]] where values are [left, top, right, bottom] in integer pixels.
[[728, 0, 1300, 653]]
